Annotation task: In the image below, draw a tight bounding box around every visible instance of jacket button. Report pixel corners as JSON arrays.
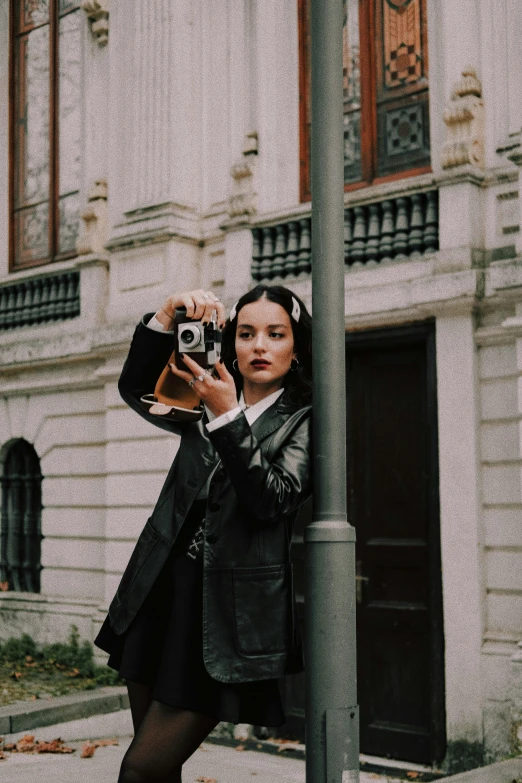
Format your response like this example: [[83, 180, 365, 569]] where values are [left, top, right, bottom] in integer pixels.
[[208, 501, 220, 512]]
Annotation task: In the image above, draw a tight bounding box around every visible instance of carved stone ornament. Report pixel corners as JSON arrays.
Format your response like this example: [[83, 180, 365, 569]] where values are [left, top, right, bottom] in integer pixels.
[[76, 179, 108, 256], [82, 0, 109, 46], [227, 132, 258, 220], [441, 67, 485, 169]]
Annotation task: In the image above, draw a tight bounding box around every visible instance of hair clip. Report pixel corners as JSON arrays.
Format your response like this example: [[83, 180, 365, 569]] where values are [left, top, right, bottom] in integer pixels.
[[230, 295, 300, 322]]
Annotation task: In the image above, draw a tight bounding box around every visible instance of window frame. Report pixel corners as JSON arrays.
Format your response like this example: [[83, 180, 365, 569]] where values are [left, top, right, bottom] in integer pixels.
[[8, 0, 81, 273], [298, 0, 432, 203]]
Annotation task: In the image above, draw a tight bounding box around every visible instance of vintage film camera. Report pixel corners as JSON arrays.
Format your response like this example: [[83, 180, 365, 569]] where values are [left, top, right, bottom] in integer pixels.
[[140, 306, 222, 422], [174, 307, 221, 368]]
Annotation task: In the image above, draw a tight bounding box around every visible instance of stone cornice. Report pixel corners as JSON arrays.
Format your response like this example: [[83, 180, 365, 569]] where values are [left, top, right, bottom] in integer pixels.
[[106, 203, 202, 251], [0, 321, 135, 378]]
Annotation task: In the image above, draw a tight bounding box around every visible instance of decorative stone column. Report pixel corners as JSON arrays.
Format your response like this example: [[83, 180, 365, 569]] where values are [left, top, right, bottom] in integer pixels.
[[107, 0, 200, 247]]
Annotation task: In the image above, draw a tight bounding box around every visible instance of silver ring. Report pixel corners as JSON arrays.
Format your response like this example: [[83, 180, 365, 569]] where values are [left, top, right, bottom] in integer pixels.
[[196, 374, 205, 382], [188, 378, 197, 388]]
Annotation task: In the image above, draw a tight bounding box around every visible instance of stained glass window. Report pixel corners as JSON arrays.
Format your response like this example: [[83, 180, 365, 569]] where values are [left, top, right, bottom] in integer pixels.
[[10, 1, 82, 271], [299, 0, 430, 200]]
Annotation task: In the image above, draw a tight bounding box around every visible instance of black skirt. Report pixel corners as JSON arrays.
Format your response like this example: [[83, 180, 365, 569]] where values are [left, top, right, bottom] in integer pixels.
[[94, 500, 285, 727]]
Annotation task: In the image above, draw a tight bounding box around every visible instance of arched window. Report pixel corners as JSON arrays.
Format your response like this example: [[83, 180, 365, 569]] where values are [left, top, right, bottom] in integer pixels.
[[0, 439, 43, 592]]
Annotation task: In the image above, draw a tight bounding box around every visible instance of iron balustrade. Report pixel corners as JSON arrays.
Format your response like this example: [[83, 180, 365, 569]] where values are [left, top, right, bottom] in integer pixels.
[[0, 270, 80, 331], [252, 189, 439, 282]]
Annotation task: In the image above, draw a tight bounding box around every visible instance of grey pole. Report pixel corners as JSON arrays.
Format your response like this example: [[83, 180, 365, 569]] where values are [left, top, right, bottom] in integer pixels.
[[305, 0, 359, 780]]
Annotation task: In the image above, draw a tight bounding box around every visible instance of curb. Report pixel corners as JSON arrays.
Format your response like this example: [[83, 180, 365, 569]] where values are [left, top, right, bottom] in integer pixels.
[[0, 687, 456, 781], [0, 686, 129, 735]]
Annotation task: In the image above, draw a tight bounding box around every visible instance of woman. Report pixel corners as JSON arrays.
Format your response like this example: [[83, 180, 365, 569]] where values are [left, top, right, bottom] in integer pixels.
[[94, 284, 313, 782]]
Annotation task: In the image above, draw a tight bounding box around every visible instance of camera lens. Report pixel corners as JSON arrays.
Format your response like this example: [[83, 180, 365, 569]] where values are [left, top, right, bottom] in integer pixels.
[[179, 324, 201, 349]]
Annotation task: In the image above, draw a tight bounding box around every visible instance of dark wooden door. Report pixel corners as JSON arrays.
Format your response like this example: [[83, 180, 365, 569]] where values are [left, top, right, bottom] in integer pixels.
[[347, 324, 444, 764], [281, 323, 445, 766]]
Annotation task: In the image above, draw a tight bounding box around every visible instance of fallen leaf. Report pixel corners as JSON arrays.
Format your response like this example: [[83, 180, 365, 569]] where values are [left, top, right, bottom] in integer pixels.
[[81, 742, 97, 758], [235, 744, 246, 751], [2, 736, 75, 755], [406, 773, 419, 779], [34, 739, 74, 754], [0, 582, 9, 591], [66, 668, 80, 677], [11, 672, 22, 681], [195, 778, 217, 782], [0, 751, 6, 760], [16, 735, 35, 752], [91, 738, 119, 747]]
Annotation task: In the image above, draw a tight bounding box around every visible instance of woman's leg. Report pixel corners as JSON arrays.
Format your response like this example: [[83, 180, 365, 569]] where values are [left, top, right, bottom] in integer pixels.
[[126, 679, 153, 734], [118, 699, 219, 783]]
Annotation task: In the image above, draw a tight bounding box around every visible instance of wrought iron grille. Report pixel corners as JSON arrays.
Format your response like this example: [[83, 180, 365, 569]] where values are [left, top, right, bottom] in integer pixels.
[[251, 189, 439, 282], [0, 270, 80, 331], [0, 439, 43, 593]]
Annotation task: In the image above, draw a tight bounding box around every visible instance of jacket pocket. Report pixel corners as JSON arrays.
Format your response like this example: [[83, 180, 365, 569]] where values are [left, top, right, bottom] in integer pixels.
[[114, 519, 161, 604], [232, 564, 290, 657]]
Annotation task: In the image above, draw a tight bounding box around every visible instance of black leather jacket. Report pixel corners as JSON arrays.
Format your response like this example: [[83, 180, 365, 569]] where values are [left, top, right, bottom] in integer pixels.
[[108, 316, 312, 683]]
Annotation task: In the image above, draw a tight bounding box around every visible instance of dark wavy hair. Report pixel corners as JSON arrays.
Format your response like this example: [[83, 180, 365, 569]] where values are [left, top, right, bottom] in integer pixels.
[[221, 284, 312, 406]]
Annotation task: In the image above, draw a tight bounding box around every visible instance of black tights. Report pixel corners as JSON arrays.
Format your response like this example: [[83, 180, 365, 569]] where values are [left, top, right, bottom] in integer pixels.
[[118, 680, 219, 782]]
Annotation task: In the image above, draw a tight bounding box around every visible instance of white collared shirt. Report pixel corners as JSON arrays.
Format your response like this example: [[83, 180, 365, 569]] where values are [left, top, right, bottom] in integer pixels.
[[146, 311, 284, 432]]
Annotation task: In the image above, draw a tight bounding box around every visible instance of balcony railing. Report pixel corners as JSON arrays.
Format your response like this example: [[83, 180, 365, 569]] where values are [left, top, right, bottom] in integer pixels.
[[252, 189, 439, 282], [0, 270, 80, 331]]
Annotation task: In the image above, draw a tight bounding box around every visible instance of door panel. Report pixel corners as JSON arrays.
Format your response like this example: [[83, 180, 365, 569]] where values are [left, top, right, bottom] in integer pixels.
[[282, 324, 445, 765], [348, 326, 444, 764]]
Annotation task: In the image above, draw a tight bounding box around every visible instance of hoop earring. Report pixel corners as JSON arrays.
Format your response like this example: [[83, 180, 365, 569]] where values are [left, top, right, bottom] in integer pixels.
[[233, 359, 239, 371], [290, 358, 299, 371]]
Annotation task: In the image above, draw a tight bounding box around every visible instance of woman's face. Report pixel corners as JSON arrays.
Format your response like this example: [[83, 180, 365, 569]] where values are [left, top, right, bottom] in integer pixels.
[[235, 296, 297, 393]]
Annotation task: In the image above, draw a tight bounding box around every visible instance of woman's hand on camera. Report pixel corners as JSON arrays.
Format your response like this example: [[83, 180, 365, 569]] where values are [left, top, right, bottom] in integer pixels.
[[160, 290, 226, 329], [169, 355, 238, 418]]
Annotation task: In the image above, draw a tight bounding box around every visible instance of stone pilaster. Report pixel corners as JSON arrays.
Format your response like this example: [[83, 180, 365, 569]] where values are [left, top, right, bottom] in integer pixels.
[[107, 0, 199, 248], [501, 302, 522, 753], [511, 642, 522, 754]]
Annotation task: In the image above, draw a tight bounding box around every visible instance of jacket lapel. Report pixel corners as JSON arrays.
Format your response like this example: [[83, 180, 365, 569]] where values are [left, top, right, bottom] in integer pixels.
[[250, 394, 297, 442]]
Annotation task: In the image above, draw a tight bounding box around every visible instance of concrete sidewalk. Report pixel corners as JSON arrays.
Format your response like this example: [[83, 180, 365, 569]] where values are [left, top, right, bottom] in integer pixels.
[[0, 691, 519, 781], [0, 709, 403, 783]]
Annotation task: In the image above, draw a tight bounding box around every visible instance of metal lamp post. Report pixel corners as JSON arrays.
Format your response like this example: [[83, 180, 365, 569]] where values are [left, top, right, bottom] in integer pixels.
[[305, 0, 359, 780]]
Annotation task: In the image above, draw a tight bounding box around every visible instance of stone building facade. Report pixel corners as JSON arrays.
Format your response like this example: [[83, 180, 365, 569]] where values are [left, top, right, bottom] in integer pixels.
[[0, 0, 521, 773]]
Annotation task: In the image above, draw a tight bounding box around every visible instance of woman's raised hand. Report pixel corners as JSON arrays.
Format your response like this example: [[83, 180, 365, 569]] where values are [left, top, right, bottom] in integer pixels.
[[169, 355, 239, 418], [160, 290, 226, 329]]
